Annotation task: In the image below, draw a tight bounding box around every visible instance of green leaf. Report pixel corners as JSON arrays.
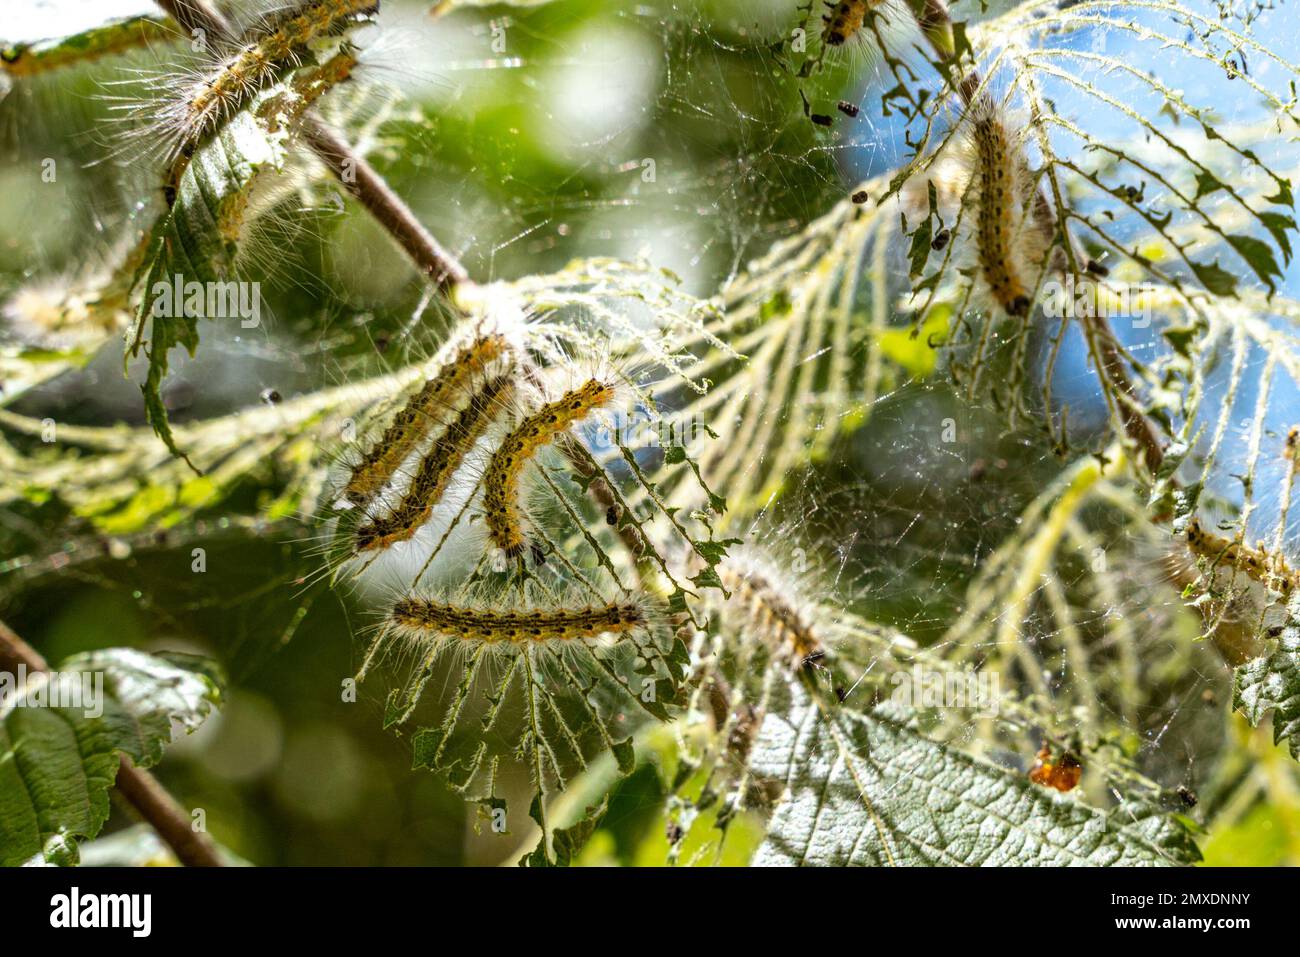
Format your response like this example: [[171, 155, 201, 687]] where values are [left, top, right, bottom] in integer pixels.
[[749, 680, 1200, 866], [1234, 593, 1300, 760], [0, 649, 221, 867], [1190, 257, 1238, 297], [906, 213, 932, 279], [1194, 169, 1226, 199], [1259, 211, 1295, 263], [1265, 177, 1294, 208], [521, 797, 609, 867], [1225, 233, 1282, 292], [129, 112, 289, 464]]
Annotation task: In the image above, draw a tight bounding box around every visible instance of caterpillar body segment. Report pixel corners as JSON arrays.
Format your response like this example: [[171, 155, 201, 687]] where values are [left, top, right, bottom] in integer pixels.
[[342, 332, 511, 509], [354, 372, 514, 553], [1, 15, 176, 79], [257, 44, 359, 134], [823, 1, 869, 47], [483, 377, 621, 560]]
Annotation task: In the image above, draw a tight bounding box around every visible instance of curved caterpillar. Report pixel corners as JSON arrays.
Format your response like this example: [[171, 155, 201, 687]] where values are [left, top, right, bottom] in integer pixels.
[[718, 553, 825, 671], [388, 596, 652, 645], [342, 333, 510, 509], [354, 372, 513, 552], [483, 377, 620, 559]]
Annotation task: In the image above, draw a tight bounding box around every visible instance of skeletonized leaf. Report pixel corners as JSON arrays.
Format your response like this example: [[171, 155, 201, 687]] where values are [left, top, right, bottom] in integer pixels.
[[0, 649, 221, 867], [750, 680, 1200, 866], [405, 632, 689, 802]]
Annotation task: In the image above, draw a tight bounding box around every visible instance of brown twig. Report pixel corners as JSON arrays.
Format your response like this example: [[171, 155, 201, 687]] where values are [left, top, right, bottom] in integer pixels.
[[155, 0, 468, 291], [0, 617, 223, 867], [302, 119, 468, 289]]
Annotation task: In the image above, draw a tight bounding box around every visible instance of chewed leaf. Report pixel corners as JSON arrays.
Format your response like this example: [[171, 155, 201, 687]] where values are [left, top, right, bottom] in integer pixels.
[[126, 17, 363, 465], [403, 630, 689, 802], [0, 649, 221, 867], [521, 796, 608, 867], [128, 110, 290, 464], [750, 680, 1200, 867], [1234, 594, 1300, 760]]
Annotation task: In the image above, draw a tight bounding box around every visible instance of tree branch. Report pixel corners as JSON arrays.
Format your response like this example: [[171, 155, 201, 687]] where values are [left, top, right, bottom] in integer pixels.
[[0, 617, 223, 867], [301, 118, 468, 289]]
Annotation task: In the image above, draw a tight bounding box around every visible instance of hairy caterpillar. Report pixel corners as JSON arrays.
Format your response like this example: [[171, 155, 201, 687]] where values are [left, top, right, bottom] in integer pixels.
[[388, 596, 652, 645], [3, 273, 131, 347], [1, 15, 175, 78], [1162, 549, 1269, 665], [342, 333, 510, 508], [482, 377, 621, 560], [822, 1, 869, 46], [971, 108, 1033, 317], [1186, 517, 1298, 595], [717, 551, 825, 671], [353, 372, 513, 553], [157, 0, 377, 199]]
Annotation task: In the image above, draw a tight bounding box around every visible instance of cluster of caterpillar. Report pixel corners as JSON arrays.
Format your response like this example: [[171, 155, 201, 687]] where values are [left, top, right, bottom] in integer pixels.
[[354, 372, 514, 553], [482, 374, 625, 561], [716, 550, 826, 672], [341, 332, 510, 509], [154, 0, 378, 202], [330, 331, 652, 586], [326, 331, 519, 578], [326, 317, 677, 762]]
